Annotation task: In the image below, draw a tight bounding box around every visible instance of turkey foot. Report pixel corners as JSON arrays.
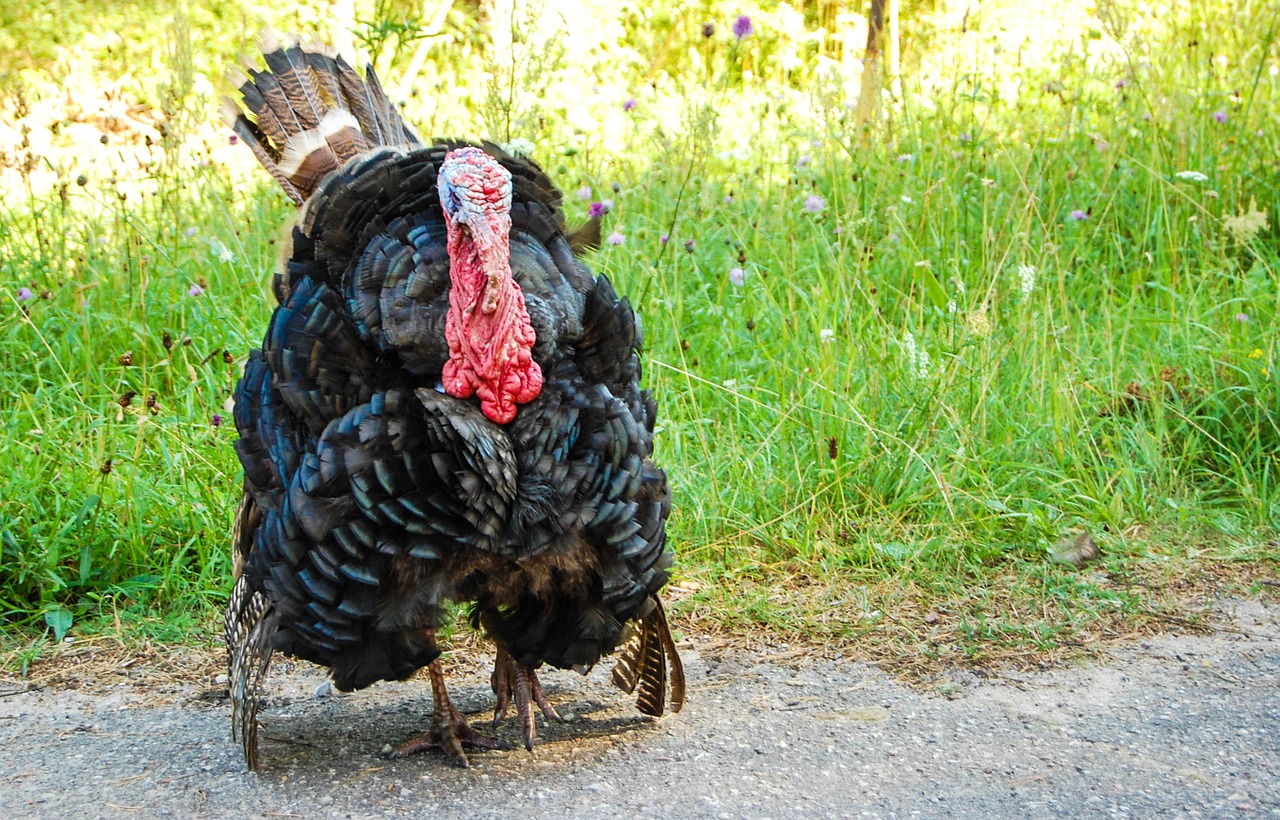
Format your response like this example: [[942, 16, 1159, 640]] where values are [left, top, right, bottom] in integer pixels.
[[491, 644, 563, 751], [387, 659, 508, 767]]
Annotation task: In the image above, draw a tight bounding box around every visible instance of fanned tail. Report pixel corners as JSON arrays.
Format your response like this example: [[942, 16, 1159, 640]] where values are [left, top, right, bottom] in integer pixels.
[[223, 30, 421, 205], [611, 596, 685, 716]]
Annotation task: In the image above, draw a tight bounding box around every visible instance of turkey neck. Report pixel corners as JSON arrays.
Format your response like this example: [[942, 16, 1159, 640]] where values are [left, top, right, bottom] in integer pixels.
[[441, 216, 543, 424]]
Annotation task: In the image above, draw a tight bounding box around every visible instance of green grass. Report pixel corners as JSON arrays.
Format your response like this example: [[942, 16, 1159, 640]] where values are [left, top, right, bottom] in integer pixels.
[[1, 0, 1278, 663]]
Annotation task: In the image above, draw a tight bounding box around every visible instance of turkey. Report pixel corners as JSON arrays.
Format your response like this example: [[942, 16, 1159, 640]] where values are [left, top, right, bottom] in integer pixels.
[[222, 32, 684, 770]]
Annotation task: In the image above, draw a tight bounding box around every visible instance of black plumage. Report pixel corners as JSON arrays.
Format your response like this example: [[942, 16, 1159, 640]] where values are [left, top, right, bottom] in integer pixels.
[[222, 32, 683, 770]]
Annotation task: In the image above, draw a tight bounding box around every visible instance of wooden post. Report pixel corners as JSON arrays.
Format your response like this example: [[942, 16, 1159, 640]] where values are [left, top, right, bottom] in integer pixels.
[[854, 0, 886, 130]]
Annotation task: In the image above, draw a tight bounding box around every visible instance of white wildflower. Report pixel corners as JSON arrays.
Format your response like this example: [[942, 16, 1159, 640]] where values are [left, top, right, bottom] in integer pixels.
[[502, 137, 536, 156], [896, 153, 914, 163], [209, 238, 234, 263], [820, 328, 835, 343], [902, 331, 931, 378], [1224, 197, 1269, 241], [1175, 170, 1209, 183], [947, 299, 957, 315], [1018, 264, 1037, 297]]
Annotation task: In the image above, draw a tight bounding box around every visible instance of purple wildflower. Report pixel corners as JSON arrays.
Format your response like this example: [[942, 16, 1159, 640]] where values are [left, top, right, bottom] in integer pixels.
[[188, 283, 205, 297], [17, 287, 33, 301], [576, 186, 592, 200], [732, 15, 753, 39], [1212, 110, 1228, 123], [229, 133, 238, 145], [601, 199, 614, 212], [795, 155, 811, 169], [729, 267, 746, 286], [1235, 312, 1250, 323], [606, 231, 625, 246], [1069, 209, 1088, 221], [588, 202, 606, 219], [724, 194, 734, 204], [1115, 78, 1129, 89], [185, 226, 197, 238], [803, 194, 826, 214], [211, 413, 223, 427], [623, 98, 637, 111], [660, 234, 670, 244]]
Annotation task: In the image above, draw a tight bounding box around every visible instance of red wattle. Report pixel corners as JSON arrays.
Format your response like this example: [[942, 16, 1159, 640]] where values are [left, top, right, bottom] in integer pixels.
[[442, 228, 542, 424]]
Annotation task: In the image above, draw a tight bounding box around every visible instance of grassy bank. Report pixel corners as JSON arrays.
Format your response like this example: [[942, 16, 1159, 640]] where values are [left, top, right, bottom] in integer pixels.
[[1, 0, 1277, 666]]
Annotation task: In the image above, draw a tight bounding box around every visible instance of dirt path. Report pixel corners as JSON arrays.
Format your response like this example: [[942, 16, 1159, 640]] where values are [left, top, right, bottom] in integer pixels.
[[2, 600, 1277, 818]]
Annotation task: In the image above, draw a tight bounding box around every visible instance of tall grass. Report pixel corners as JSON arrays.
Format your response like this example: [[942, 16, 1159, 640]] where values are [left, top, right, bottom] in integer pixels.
[[1, 0, 1276, 652]]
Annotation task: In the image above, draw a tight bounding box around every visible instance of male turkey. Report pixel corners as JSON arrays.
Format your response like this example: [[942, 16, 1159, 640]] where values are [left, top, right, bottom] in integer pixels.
[[223, 32, 683, 770]]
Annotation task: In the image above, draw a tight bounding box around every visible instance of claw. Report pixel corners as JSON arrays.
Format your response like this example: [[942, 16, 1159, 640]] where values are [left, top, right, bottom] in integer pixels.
[[388, 658, 507, 767], [491, 645, 563, 751]]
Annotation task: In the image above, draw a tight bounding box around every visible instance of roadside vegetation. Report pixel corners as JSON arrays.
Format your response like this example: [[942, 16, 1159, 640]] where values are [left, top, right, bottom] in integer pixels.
[[1, 0, 1277, 672]]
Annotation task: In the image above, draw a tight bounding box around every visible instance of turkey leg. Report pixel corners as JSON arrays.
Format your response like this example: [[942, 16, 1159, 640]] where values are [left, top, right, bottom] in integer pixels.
[[491, 644, 563, 751], [387, 658, 508, 767]]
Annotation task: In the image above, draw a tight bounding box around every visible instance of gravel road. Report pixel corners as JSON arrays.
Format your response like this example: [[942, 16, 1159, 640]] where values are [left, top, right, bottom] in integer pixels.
[[2, 599, 1277, 818]]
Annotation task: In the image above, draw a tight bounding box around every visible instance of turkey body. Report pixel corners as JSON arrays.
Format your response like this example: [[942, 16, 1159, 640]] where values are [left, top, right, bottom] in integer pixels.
[[224, 34, 683, 770]]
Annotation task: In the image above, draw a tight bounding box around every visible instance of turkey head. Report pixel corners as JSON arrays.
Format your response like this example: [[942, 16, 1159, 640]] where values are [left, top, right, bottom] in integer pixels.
[[438, 146, 543, 424]]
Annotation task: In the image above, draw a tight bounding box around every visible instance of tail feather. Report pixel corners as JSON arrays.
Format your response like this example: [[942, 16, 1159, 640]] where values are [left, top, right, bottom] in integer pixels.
[[226, 573, 276, 772], [611, 596, 685, 716], [259, 30, 325, 130], [224, 30, 420, 206]]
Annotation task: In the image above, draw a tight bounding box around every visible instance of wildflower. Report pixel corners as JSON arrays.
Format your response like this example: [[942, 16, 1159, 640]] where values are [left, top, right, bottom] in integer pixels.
[[702, 22, 715, 38], [601, 199, 614, 211], [901, 195, 913, 204], [1175, 170, 1209, 182], [729, 267, 746, 286], [684, 239, 695, 253], [209, 238, 234, 262], [959, 132, 970, 142], [795, 155, 811, 169], [947, 299, 957, 314], [188, 283, 205, 297], [896, 153, 914, 163], [724, 194, 734, 204], [1018, 264, 1038, 297], [1249, 348, 1264, 359], [1069, 209, 1088, 221], [660, 234, 670, 244], [588, 202, 606, 219], [1235, 313, 1250, 323], [1212, 110, 1228, 123], [576, 186, 592, 200], [502, 137, 535, 156], [17, 287, 33, 301], [211, 413, 223, 427], [606, 231, 625, 246], [902, 331, 931, 378], [229, 133, 239, 145], [1115, 78, 1129, 89], [732, 15, 753, 39], [623, 98, 637, 112], [1223, 198, 1269, 241], [967, 305, 991, 337], [803, 194, 826, 214], [185, 226, 198, 237], [819, 328, 835, 343]]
